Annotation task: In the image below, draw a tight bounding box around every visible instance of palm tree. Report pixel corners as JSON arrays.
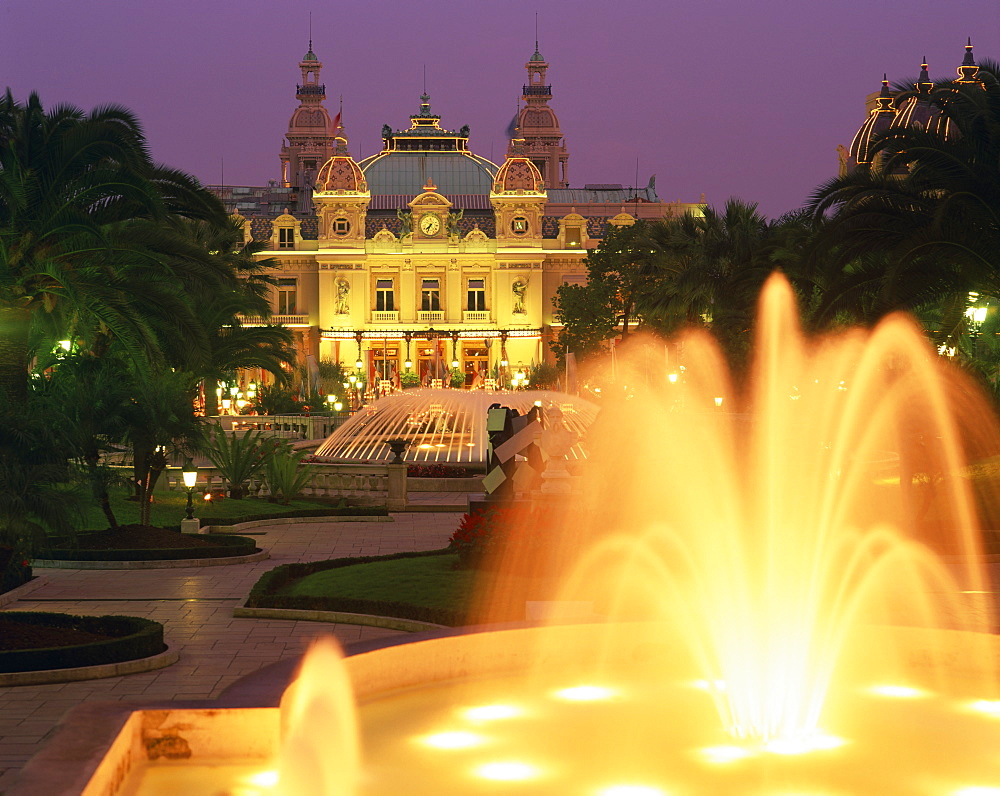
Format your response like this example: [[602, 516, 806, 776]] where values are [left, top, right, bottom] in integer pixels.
[[639, 199, 787, 365], [810, 60, 1000, 332], [0, 91, 226, 404]]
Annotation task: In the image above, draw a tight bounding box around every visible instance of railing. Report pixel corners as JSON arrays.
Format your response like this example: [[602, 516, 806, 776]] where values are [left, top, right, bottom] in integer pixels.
[[418, 311, 445, 323], [296, 84, 326, 95], [237, 314, 308, 326], [230, 414, 347, 440], [371, 311, 399, 323], [160, 461, 407, 510], [522, 84, 551, 96], [463, 311, 490, 323]]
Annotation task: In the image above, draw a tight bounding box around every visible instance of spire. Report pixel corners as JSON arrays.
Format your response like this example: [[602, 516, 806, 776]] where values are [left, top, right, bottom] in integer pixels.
[[917, 58, 933, 95], [957, 38, 979, 83], [876, 73, 893, 112]]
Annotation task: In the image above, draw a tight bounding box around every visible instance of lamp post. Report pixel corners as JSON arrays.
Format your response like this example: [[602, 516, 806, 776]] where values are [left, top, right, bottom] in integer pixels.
[[967, 304, 987, 357], [181, 458, 200, 533]]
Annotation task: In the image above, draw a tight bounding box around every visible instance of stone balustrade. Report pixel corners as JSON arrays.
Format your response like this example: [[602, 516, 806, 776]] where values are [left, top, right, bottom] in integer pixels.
[[122, 461, 408, 511]]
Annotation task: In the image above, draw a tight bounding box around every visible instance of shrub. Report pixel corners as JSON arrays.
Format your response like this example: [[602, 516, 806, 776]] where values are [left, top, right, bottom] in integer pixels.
[[202, 428, 272, 498], [263, 442, 313, 504], [448, 506, 521, 569], [400, 371, 421, 389], [0, 546, 31, 594]]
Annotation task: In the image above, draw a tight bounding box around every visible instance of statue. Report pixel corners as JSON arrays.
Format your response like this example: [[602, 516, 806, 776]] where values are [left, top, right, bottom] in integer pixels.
[[459, 124, 470, 138], [381, 124, 392, 140], [335, 279, 350, 314], [837, 144, 851, 177], [446, 209, 464, 236], [512, 278, 528, 314], [397, 209, 413, 236]]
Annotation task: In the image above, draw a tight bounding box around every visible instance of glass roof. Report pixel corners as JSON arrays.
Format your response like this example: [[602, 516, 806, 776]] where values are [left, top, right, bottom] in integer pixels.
[[360, 152, 498, 196]]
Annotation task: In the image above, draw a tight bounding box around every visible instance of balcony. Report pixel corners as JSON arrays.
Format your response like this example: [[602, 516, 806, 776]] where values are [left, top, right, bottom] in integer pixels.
[[371, 311, 399, 323], [296, 84, 326, 96], [522, 84, 551, 96], [238, 314, 309, 327], [418, 311, 445, 323], [463, 311, 491, 323]]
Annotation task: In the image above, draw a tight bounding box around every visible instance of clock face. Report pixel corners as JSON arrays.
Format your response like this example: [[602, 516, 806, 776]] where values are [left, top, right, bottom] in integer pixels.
[[419, 213, 441, 236]]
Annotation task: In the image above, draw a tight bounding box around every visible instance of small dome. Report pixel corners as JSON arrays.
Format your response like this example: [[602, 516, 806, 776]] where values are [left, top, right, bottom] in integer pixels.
[[303, 49, 318, 62], [849, 76, 897, 165], [530, 45, 545, 62], [493, 156, 545, 193], [316, 149, 367, 192]]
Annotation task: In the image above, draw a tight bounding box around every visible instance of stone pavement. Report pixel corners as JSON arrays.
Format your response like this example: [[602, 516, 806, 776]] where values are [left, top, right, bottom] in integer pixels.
[[0, 511, 462, 793]]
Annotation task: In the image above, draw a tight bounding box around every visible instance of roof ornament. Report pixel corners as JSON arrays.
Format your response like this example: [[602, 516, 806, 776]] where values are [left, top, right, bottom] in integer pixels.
[[917, 58, 933, 95], [876, 74, 894, 112], [958, 38, 979, 83]]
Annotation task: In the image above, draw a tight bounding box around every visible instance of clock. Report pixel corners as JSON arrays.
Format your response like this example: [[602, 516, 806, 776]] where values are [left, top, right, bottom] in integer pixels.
[[419, 213, 441, 236]]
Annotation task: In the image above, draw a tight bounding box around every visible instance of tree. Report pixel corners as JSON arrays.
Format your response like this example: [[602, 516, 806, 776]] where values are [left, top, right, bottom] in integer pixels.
[[551, 279, 617, 366], [0, 91, 225, 404], [809, 60, 1000, 334]]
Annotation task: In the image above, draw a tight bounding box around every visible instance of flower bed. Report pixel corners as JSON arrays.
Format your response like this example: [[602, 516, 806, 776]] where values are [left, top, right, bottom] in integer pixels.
[[0, 613, 166, 673], [39, 527, 259, 562], [0, 546, 32, 595]]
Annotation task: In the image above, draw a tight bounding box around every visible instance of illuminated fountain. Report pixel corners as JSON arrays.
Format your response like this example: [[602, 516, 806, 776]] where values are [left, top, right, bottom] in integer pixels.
[[314, 387, 596, 464], [72, 275, 1000, 794]]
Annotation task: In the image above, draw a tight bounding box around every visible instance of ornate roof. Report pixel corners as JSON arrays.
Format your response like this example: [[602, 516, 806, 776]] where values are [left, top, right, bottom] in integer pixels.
[[316, 144, 367, 192], [493, 153, 545, 194], [849, 75, 897, 164]]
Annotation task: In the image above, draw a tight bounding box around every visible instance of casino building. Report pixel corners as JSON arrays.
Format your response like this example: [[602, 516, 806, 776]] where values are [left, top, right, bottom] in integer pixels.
[[213, 44, 704, 388]]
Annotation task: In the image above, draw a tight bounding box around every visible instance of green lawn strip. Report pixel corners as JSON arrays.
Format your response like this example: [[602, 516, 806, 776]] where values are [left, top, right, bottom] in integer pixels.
[[78, 491, 382, 531], [246, 550, 547, 626], [276, 553, 474, 612]]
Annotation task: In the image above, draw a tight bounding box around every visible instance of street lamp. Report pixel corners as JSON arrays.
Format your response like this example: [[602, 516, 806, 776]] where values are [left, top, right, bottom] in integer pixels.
[[182, 458, 198, 520], [967, 304, 988, 356]]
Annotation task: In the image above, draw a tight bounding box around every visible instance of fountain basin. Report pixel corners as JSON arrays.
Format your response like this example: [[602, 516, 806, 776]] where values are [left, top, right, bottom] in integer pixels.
[[26, 621, 1000, 795]]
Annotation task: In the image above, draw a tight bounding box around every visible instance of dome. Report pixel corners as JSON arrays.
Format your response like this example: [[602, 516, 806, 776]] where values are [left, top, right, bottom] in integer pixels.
[[849, 76, 897, 165], [360, 152, 498, 195], [313, 389, 597, 464], [316, 146, 367, 192], [303, 49, 318, 62], [494, 156, 545, 193], [291, 107, 332, 130], [889, 60, 939, 134]]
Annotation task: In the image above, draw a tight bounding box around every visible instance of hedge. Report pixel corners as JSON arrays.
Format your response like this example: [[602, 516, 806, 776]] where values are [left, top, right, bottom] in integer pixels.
[[38, 534, 259, 562], [0, 613, 166, 672], [245, 548, 465, 626], [194, 506, 388, 526]]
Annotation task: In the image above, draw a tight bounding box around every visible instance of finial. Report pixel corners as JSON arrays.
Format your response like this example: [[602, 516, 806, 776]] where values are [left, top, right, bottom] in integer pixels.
[[964, 37, 975, 65]]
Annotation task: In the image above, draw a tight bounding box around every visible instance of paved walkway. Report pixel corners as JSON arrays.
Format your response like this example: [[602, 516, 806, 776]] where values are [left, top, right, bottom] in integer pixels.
[[0, 512, 462, 792]]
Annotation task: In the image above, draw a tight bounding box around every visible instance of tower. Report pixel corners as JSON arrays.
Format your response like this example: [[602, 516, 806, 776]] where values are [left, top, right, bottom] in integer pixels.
[[279, 43, 338, 212], [509, 43, 569, 189]]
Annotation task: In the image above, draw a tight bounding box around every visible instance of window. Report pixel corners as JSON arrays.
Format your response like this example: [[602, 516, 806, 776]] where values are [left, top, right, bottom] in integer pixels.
[[467, 278, 486, 311], [332, 217, 350, 236], [421, 278, 441, 312], [277, 278, 297, 314], [511, 216, 528, 234], [376, 278, 394, 312], [565, 227, 582, 248], [278, 227, 295, 249]]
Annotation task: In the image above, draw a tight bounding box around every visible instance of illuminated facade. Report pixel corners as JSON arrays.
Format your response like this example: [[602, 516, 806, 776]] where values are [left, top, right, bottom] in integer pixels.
[[214, 45, 704, 388]]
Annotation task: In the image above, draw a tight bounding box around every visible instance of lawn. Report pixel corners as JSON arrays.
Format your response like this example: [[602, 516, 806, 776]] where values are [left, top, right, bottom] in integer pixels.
[[275, 553, 476, 613], [78, 490, 345, 531]]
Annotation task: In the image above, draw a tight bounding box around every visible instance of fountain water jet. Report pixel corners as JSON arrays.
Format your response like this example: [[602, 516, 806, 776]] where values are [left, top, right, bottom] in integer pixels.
[[69, 274, 1000, 794]]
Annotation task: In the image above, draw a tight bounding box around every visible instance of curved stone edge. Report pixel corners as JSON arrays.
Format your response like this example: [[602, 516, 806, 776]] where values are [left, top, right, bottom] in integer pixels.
[[203, 514, 391, 533], [34, 550, 269, 571], [0, 647, 179, 687], [233, 606, 447, 633], [0, 576, 49, 609]]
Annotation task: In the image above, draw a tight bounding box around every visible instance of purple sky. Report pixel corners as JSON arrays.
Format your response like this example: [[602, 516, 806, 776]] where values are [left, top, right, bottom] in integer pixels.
[[3, 0, 997, 218]]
